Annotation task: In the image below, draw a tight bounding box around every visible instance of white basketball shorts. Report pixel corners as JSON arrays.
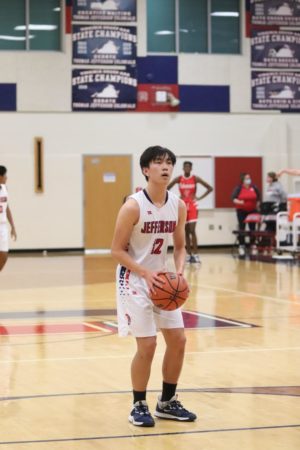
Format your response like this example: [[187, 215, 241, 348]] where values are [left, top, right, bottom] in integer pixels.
[[116, 265, 184, 337], [0, 223, 9, 252]]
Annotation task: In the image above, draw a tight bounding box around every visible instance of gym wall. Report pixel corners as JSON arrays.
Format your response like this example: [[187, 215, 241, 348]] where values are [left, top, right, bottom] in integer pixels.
[[0, 0, 299, 249]]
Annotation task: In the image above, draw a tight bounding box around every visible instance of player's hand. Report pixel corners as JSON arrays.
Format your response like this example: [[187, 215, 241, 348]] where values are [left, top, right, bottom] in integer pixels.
[[11, 227, 17, 241], [143, 270, 165, 295], [177, 272, 191, 295]]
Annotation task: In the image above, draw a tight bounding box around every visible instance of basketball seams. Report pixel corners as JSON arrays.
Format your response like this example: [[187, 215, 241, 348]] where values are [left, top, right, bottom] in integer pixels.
[[149, 272, 189, 311], [161, 272, 177, 291], [152, 298, 179, 310], [152, 286, 187, 301]]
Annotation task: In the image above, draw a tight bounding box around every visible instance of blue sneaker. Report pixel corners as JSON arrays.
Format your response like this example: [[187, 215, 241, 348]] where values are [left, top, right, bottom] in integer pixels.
[[154, 395, 197, 422], [128, 400, 155, 427]]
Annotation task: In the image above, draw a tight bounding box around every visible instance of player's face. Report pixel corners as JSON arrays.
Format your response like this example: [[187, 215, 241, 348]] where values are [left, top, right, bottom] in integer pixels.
[[0, 173, 7, 184], [183, 163, 192, 176], [143, 154, 174, 184]]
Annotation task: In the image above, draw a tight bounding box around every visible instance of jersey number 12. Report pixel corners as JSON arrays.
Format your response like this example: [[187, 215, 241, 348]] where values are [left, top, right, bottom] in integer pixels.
[[151, 238, 164, 255]]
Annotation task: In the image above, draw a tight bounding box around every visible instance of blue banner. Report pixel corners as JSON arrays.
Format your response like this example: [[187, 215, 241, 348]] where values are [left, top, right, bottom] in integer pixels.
[[72, 25, 136, 65], [72, 0, 136, 22], [251, 30, 300, 69], [252, 71, 300, 110], [250, 0, 300, 26], [72, 68, 137, 111]]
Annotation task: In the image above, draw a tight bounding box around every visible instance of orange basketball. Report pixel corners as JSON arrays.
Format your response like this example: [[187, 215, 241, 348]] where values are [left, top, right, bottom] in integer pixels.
[[149, 272, 189, 311]]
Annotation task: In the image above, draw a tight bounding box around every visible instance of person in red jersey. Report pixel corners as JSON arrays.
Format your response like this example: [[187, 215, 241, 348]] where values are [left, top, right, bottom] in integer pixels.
[[168, 161, 213, 263], [231, 173, 261, 257]]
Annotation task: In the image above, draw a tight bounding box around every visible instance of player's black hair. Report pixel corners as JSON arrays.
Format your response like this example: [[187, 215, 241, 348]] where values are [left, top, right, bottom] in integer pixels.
[[0, 166, 7, 177], [140, 146, 176, 181], [183, 161, 192, 167]]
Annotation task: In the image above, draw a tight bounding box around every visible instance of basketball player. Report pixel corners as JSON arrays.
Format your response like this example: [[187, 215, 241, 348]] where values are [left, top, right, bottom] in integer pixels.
[[168, 161, 213, 263], [0, 166, 17, 271], [111, 146, 196, 427]]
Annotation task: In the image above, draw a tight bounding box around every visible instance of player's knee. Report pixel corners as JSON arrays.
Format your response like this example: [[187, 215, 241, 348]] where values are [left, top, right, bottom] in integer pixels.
[[177, 334, 187, 352], [138, 339, 157, 360], [169, 333, 186, 353]]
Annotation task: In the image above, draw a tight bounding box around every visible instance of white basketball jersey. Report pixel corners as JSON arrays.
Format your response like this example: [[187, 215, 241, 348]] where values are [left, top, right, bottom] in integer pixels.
[[127, 189, 179, 271], [0, 184, 8, 224]]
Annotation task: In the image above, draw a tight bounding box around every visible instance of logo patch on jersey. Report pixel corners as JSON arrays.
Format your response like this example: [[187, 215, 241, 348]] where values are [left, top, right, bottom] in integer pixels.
[[179, 184, 195, 190], [141, 220, 176, 234], [147, 210, 152, 215]]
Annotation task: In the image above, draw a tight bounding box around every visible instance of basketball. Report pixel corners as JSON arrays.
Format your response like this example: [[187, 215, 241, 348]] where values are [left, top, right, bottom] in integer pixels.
[[149, 272, 189, 311]]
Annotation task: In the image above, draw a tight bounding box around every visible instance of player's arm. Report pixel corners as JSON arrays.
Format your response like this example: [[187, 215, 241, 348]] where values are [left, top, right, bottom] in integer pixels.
[[277, 168, 300, 177], [195, 176, 213, 201], [6, 206, 17, 240], [167, 176, 180, 190], [231, 186, 244, 205], [111, 199, 164, 294], [172, 200, 187, 275]]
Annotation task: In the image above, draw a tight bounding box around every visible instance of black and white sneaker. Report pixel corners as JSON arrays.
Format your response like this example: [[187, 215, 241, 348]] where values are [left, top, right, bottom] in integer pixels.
[[128, 400, 155, 427], [154, 395, 197, 422]]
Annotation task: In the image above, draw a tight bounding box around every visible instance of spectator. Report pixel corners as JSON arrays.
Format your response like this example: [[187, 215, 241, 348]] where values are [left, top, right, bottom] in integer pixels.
[[265, 171, 287, 204], [231, 173, 261, 256], [263, 172, 287, 233]]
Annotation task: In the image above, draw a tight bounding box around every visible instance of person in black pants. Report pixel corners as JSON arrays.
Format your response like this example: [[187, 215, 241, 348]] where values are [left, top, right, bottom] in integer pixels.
[[231, 173, 261, 256]]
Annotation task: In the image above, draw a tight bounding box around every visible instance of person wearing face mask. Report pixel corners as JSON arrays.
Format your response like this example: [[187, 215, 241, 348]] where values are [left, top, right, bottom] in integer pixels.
[[231, 173, 261, 256]]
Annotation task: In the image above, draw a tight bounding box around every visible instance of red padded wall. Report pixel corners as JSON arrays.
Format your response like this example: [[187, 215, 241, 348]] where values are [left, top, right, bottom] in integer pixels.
[[215, 157, 263, 208]]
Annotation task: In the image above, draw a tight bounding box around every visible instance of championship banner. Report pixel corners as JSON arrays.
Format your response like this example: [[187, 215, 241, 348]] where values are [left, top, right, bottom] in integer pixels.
[[72, 68, 137, 111], [250, 0, 300, 26], [72, 0, 137, 22], [72, 25, 137, 65], [251, 30, 300, 69], [251, 71, 300, 110]]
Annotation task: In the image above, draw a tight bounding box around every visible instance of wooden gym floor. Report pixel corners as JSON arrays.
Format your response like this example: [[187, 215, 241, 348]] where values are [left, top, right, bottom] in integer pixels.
[[0, 253, 299, 449]]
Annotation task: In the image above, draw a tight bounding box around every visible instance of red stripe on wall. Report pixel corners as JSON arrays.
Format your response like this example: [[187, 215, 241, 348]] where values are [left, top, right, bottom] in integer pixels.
[[245, 11, 251, 38], [65, 6, 72, 34]]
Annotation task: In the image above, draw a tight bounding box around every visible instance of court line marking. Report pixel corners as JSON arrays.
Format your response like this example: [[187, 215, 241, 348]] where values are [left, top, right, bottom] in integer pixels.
[[1, 386, 299, 403], [196, 283, 300, 306], [0, 334, 110, 347], [0, 346, 300, 364], [0, 424, 299, 445], [0, 294, 242, 306], [82, 322, 110, 332], [185, 311, 251, 328]]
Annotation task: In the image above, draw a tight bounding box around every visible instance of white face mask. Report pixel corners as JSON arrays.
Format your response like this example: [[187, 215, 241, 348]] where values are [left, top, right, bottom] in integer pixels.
[[244, 178, 251, 185]]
